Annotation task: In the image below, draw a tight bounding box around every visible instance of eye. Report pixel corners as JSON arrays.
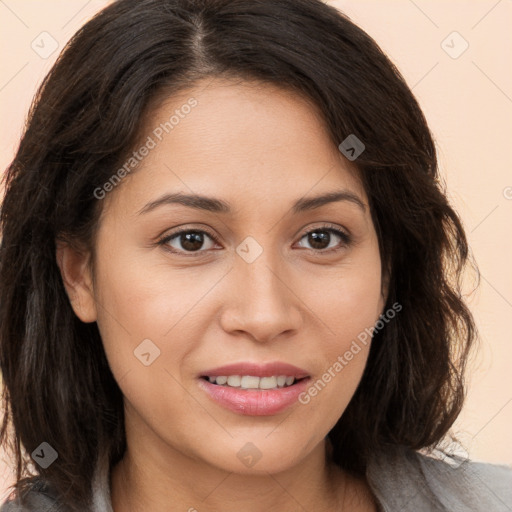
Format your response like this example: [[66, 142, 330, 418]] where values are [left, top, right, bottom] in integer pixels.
[[157, 224, 352, 257], [296, 224, 351, 253], [158, 229, 219, 255]]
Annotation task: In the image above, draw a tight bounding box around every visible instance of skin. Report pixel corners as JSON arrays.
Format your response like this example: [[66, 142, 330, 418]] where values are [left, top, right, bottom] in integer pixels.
[[57, 77, 387, 511]]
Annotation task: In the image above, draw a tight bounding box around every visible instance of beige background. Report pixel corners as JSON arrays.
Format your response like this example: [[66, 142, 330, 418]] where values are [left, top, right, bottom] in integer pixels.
[[1, 0, 511, 499]]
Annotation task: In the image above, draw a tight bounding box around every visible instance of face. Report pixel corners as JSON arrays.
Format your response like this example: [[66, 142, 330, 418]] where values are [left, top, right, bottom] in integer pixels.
[[59, 78, 387, 475]]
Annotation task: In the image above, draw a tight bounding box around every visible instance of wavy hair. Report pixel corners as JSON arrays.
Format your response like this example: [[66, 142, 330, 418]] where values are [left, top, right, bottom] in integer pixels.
[[0, 0, 477, 510]]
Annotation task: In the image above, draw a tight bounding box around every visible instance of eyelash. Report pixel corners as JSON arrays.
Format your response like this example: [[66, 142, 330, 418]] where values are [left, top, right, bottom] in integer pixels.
[[157, 223, 352, 257]]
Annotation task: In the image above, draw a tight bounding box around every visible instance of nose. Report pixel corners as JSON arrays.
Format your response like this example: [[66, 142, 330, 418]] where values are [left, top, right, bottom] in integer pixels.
[[219, 248, 303, 344]]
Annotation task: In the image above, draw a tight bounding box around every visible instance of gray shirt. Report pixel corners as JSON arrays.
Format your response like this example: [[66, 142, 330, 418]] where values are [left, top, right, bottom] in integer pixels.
[[1, 445, 511, 511]]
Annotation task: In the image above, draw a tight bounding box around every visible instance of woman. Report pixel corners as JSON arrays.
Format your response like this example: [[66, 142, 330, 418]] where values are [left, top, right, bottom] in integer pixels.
[[0, 0, 510, 511]]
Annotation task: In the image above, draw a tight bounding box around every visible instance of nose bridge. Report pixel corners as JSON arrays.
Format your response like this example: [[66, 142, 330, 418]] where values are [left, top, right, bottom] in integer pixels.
[[240, 247, 283, 302], [222, 236, 302, 341]]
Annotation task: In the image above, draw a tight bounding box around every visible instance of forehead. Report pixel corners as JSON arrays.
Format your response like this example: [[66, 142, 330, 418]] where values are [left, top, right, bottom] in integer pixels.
[[103, 77, 366, 216]]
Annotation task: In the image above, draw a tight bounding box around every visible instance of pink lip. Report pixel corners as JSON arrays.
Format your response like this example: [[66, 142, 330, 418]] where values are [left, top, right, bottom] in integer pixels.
[[199, 361, 310, 379], [197, 361, 311, 416], [198, 376, 311, 416]]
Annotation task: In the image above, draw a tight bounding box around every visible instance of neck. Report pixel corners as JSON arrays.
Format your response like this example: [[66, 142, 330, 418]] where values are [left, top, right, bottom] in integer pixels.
[[110, 409, 376, 511], [112, 441, 379, 511], [111, 446, 346, 512]]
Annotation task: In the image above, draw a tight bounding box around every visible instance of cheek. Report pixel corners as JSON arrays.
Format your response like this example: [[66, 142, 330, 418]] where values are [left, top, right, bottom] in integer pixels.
[[90, 247, 182, 379], [91, 242, 231, 391], [289, 254, 382, 425], [303, 246, 383, 349], [91, 251, 204, 431], [297, 305, 375, 436]]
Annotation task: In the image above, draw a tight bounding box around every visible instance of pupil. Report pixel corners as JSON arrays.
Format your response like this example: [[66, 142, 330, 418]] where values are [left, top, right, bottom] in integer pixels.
[[178, 231, 331, 252], [309, 231, 329, 250], [182, 232, 204, 251]]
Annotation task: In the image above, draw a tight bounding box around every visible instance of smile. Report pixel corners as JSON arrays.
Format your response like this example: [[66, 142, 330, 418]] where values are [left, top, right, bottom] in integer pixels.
[[197, 361, 311, 416], [203, 374, 300, 390]]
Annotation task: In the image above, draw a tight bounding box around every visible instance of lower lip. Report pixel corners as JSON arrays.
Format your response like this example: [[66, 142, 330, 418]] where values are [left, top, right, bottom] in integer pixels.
[[198, 377, 311, 416]]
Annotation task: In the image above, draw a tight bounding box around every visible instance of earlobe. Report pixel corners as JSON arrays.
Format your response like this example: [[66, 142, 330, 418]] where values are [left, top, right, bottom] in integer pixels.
[[55, 239, 98, 323]]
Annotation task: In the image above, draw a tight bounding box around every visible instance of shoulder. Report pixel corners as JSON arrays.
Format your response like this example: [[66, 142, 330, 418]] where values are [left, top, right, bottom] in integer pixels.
[[0, 478, 61, 512], [366, 444, 512, 511]]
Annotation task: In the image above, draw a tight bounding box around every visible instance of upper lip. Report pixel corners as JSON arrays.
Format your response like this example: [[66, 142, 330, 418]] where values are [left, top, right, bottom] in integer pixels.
[[200, 362, 310, 379]]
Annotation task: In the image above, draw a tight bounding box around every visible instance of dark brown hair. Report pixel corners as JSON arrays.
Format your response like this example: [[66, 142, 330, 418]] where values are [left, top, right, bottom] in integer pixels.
[[0, 0, 477, 510]]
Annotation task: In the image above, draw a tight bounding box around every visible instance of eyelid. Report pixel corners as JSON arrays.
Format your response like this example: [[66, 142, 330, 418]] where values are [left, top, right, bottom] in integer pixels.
[[157, 225, 221, 256], [157, 223, 352, 255], [297, 223, 351, 253]]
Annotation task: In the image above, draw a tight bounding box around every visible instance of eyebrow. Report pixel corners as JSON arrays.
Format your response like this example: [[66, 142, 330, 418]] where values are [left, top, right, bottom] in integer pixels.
[[137, 189, 366, 216]]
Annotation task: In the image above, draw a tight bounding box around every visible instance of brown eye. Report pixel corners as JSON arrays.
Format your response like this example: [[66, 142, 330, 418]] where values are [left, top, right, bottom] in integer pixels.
[[297, 226, 351, 253], [160, 230, 218, 254]]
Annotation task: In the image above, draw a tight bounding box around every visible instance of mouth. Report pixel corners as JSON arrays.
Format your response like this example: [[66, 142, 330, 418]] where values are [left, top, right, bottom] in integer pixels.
[[200, 374, 308, 390], [197, 361, 311, 416]]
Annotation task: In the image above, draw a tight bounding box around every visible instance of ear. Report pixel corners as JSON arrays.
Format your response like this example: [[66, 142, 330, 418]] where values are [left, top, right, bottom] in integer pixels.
[[55, 239, 97, 323]]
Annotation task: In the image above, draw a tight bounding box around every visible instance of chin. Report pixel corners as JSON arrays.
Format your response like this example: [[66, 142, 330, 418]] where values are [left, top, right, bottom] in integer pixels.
[[199, 434, 314, 475]]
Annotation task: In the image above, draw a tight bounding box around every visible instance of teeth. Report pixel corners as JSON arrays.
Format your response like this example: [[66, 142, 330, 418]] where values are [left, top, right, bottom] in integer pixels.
[[227, 375, 241, 387], [240, 375, 260, 388], [259, 376, 277, 389], [206, 375, 298, 389]]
